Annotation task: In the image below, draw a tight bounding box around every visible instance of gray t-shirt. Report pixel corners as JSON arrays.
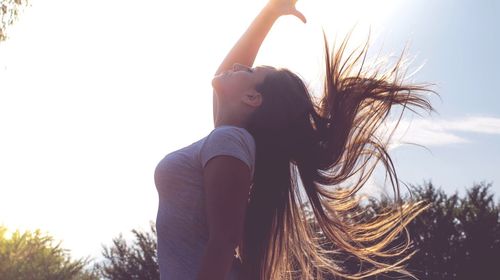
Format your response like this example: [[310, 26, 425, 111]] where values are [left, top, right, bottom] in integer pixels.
[[154, 125, 256, 280]]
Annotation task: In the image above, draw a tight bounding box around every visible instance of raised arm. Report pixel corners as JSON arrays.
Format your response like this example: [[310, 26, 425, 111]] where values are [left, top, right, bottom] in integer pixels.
[[212, 0, 306, 125]]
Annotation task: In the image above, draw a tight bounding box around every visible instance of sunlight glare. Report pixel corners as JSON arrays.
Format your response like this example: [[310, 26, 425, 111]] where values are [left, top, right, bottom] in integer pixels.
[[0, 0, 404, 261]]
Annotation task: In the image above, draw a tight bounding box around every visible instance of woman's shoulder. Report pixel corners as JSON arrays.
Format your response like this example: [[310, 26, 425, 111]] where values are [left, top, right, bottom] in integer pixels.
[[200, 125, 256, 175], [210, 125, 253, 139], [212, 124, 248, 131], [206, 125, 255, 150]]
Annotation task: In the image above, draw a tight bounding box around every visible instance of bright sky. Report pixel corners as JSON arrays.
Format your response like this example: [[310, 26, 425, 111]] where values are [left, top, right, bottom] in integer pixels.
[[1, 0, 499, 264]]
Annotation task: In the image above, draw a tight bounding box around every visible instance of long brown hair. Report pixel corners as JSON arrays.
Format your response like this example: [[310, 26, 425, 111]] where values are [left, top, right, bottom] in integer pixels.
[[238, 30, 439, 280]]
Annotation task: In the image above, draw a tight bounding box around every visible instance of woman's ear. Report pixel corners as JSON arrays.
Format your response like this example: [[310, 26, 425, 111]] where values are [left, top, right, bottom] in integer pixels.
[[242, 90, 262, 108]]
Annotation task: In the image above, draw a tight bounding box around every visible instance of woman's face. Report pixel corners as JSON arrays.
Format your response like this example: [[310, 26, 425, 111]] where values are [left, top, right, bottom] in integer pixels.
[[212, 63, 275, 102]]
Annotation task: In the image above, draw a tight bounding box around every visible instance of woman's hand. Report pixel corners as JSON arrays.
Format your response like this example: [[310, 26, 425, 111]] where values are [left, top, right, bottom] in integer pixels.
[[266, 0, 307, 23]]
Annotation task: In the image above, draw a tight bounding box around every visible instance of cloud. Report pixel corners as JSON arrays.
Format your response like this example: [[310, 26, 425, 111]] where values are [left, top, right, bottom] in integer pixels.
[[440, 116, 500, 135], [378, 115, 500, 150]]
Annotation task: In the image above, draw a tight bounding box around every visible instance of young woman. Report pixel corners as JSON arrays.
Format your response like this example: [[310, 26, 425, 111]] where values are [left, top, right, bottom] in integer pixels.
[[154, 0, 438, 279]]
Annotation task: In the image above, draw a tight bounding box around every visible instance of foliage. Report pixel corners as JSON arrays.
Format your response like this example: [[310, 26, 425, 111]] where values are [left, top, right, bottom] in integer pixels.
[[12, 181, 491, 280], [0, 0, 30, 42], [93, 221, 159, 280], [0, 226, 99, 280], [405, 181, 500, 280], [94, 181, 500, 280], [304, 181, 500, 279]]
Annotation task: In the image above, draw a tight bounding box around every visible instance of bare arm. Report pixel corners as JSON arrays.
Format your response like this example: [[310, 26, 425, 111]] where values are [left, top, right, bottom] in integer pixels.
[[196, 156, 252, 280], [212, 0, 306, 126]]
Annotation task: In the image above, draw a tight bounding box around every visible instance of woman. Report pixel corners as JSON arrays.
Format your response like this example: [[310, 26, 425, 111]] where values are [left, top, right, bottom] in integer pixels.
[[154, 0, 438, 279]]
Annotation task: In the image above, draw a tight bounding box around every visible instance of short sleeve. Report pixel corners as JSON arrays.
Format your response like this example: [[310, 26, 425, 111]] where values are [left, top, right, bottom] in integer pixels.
[[200, 126, 256, 178]]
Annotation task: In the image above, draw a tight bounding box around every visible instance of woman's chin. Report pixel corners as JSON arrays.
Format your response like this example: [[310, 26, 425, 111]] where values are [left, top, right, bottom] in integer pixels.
[[211, 76, 225, 92], [211, 77, 219, 90]]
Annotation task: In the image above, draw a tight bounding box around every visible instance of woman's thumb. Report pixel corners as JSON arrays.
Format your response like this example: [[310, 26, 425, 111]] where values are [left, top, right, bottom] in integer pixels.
[[293, 9, 307, 24]]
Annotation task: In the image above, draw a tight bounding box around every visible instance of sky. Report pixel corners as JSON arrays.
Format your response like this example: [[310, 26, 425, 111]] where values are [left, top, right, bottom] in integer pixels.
[[0, 0, 499, 265]]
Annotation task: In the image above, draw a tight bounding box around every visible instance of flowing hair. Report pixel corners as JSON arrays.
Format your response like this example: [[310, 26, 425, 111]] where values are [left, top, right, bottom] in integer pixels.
[[236, 30, 440, 280]]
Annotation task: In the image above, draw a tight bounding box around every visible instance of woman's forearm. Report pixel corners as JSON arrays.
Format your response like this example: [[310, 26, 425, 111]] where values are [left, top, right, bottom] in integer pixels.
[[213, 4, 280, 125], [214, 4, 279, 76], [196, 240, 237, 280]]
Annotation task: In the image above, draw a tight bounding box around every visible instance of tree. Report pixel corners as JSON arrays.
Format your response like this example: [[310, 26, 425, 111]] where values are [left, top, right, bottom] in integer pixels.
[[305, 181, 500, 279], [0, 225, 99, 280], [404, 181, 500, 280], [455, 182, 500, 279], [404, 181, 462, 279], [94, 182, 500, 280], [93, 221, 159, 280], [0, 0, 30, 42]]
